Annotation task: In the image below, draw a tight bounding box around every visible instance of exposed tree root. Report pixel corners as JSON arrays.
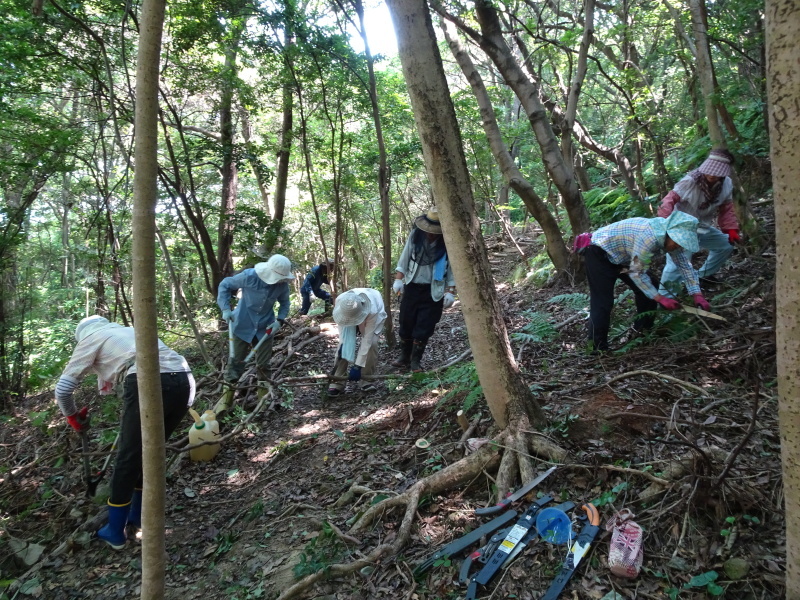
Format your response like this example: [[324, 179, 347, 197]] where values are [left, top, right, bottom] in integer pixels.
[[274, 425, 572, 600]]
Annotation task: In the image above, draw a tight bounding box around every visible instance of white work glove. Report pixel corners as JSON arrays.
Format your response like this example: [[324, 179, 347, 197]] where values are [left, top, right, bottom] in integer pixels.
[[443, 292, 456, 309], [222, 309, 233, 322], [392, 279, 404, 295]]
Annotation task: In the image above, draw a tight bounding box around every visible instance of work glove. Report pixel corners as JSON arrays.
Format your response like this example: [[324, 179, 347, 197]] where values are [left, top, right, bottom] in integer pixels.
[[265, 320, 281, 338], [392, 279, 404, 295], [222, 309, 233, 322], [722, 229, 741, 245], [693, 294, 711, 311], [655, 296, 681, 311], [66, 406, 89, 432], [348, 365, 362, 381], [443, 292, 456, 309]]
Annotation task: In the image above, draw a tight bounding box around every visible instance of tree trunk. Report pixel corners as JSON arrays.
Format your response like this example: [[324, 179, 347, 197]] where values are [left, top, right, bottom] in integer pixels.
[[386, 0, 544, 429], [131, 0, 167, 595], [766, 0, 800, 594], [352, 0, 396, 346], [688, 0, 726, 146], [273, 17, 294, 224], [217, 29, 243, 284], [441, 20, 572, 275]]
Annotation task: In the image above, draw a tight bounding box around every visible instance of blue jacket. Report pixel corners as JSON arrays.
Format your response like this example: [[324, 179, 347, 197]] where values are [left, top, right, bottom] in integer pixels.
[[301, 265, 329, 294], [217, 269, 291, 343]]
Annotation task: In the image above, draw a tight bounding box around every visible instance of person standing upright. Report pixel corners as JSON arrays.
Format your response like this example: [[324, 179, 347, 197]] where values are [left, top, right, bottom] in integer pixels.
[[391, 207, 456, 372], [215, 254, 294, 414], [658, 149, 741, 297]]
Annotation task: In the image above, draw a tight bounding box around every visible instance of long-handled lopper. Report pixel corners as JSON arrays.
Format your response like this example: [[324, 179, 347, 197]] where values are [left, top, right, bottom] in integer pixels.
[[79, 428, 120, 498]]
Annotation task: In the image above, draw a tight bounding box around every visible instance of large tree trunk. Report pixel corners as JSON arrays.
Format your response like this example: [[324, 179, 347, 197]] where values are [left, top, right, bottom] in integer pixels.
[[766, 0, 800, 594], [386, 0, 543, 430], [131, 0, 167, 595]]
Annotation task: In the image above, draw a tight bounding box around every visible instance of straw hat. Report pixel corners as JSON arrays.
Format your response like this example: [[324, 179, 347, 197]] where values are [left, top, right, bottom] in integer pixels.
[[254, 254, 294, 284], [333, 290, 371, 327], [414, 207, 443, 235]]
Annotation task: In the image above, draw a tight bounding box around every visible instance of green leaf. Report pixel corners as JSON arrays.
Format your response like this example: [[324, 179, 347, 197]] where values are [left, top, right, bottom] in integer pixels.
[[687, 571, 719, 587]]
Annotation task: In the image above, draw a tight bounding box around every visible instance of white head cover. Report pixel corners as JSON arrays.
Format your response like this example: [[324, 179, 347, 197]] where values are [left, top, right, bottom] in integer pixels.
[[75, 315, 111, 342], [254, 254, 294, 284], [333, 290, 371, 327]]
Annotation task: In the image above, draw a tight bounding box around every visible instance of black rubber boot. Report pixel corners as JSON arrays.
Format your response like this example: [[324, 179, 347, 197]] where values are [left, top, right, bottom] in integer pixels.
[[390, 338, 413, 368], [410, 339, 428, 372]]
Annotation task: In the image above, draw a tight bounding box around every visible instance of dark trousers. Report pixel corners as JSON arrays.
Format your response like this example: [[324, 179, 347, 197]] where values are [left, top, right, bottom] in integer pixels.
[[300, 286, 331, 314], [110, 372, 194, 505], [398, 282, 444, 341], [584, 245, 657, 351]]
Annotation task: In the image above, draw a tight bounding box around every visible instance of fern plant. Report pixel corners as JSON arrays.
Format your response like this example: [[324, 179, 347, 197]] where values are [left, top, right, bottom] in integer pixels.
[[511, 310, 557, 344]]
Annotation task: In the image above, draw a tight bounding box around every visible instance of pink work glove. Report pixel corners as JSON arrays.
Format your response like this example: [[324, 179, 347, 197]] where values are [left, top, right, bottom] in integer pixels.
[[693, 294, 711, 311], [656, 296, 681, 311]]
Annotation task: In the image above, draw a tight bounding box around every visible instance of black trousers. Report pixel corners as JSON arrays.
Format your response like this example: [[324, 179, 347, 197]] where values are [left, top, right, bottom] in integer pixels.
[[110, 372, 193, 505], [398, 282, 444, 341], [584, 245, 657, 351]]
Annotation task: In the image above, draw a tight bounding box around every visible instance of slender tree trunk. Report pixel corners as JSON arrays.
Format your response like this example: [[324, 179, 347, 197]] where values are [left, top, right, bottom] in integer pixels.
[[273, 17, 294, 224], [766, 0, 800, 594], [386, 0, 543, 430], [352, 0, 395, 346], [217, 29, 243, 285], [688, 0, 726, 146], [131, 0, 167, 595], [441, 20, 572, 275], [238, 105, 271, 218]]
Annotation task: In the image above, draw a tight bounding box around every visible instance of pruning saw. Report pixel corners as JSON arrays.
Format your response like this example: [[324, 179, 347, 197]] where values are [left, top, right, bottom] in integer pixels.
[[540, 503, 601, 600]]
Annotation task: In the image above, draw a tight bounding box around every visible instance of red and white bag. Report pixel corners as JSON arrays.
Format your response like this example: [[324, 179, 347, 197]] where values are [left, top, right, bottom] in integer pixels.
[[605, 509, 644, 578]]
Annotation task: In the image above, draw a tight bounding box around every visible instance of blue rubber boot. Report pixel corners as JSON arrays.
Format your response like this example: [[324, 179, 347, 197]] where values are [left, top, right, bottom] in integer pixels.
[[96, 501, 130, 550]]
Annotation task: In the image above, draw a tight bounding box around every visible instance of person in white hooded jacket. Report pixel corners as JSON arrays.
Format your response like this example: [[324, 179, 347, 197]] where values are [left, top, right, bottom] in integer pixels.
[[327, 288, 386, 396], [55, 316, 194, 550]]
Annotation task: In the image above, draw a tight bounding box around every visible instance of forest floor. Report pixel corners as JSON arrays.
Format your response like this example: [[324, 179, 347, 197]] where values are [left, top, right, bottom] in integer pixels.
[[0, 202, 785, 600]]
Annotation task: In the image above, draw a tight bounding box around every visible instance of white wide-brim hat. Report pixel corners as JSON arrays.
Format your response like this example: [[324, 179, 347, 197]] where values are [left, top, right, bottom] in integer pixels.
[[333, 291, 371, 327], [255, 254, 294, 284]]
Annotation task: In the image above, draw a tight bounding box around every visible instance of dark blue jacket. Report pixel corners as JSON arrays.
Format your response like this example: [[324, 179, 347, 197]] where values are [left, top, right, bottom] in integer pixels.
[[301, 265, 329, 294]]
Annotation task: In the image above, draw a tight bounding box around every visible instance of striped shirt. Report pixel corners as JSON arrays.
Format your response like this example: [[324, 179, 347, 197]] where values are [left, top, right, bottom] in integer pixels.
[[55, 324, 190, 417], [591, 218, 701, 298]]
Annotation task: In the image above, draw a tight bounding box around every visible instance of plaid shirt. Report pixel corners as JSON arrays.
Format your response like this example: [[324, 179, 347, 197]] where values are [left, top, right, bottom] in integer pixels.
[[592, 218, 701, 298]]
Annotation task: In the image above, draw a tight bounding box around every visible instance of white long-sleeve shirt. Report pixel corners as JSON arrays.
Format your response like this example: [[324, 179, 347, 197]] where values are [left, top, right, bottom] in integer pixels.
[[336, 288, 386, 368]]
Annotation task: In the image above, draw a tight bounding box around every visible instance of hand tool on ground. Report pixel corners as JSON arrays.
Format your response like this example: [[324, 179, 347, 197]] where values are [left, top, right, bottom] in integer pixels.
[[458, 526, 511, 583], [540, 503, 601, 600], [681, 306, 727, 321], [464, 495, 554, 600], [502, 501, 576, 568], [414, 509, 518, 575], [475, 465, 557, 516], [80, 429, 120, 498], [244, 320, 282, 363]]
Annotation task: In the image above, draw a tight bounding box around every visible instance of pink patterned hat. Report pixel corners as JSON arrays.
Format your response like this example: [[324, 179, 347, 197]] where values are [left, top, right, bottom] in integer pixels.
[[698, 150, 732, 178]]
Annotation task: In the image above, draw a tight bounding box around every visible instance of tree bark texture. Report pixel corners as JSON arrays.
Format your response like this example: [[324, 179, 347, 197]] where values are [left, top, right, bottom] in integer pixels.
[[766, 0, 800, 594], [386, 0, 543, 429], [132, 0, 168, 595]]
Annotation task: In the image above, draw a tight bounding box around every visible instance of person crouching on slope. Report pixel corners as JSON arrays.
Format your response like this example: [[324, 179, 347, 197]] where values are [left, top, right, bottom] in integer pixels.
[[582, 211, 709, 353], [328, 288, 386, 396]]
